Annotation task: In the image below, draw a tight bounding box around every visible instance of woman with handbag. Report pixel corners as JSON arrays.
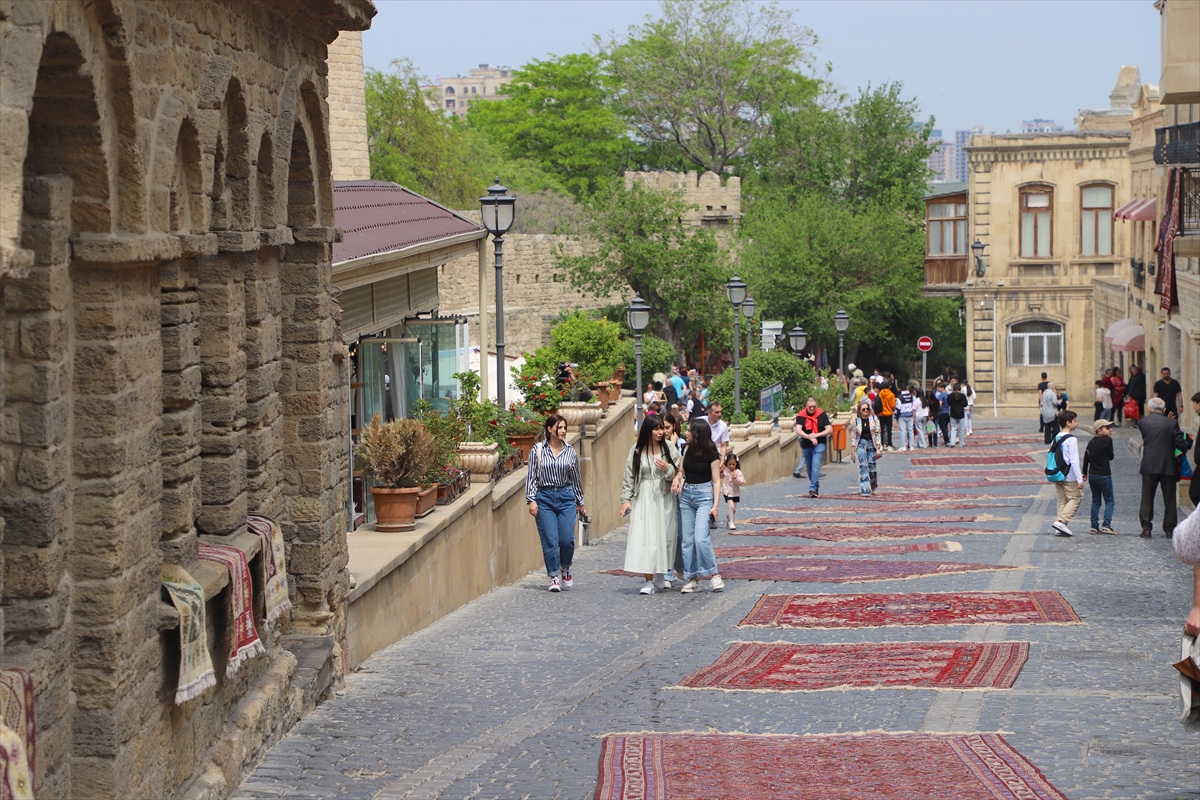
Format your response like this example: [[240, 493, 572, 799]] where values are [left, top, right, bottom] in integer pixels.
[[620, 415, 679, 595], [850, 400, 884, 497], [525, 414, 587, 593]]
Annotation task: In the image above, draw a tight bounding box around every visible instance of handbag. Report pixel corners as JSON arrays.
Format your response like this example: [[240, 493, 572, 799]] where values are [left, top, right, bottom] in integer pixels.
[[1123, 397, 1140, 420]]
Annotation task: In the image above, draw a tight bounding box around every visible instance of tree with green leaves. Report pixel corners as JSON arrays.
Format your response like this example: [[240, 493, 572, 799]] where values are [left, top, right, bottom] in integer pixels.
[[601, 0, 820, 175], [555, 182, 728, 355], [468, 54, 630, 200]]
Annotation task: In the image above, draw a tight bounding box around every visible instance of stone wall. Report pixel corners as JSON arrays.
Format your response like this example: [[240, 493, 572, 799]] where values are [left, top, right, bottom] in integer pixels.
[[0, 1, 373, 798], [327, 31, 370, 181]]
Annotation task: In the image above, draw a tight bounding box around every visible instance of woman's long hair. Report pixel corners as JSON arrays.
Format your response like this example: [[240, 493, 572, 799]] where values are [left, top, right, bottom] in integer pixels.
[[632, 414, 663, 484], [687, 417, 717, 463], [542, 413, 566, 443]]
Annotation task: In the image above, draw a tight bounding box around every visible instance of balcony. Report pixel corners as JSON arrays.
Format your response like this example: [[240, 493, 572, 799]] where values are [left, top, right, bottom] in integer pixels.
[[1153, 122, 1200, 165], [922, 257, 967, 297]]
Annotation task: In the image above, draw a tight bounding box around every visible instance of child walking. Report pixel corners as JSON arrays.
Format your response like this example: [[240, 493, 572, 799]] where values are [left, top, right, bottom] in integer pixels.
[[1083, 418, 1117, 534], [721, 453, 746, 530], [1049, 411, 1084, 537]]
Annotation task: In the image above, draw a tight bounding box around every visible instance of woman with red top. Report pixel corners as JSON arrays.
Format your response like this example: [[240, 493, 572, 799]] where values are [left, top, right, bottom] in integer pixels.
[[1109, 367, 1126, 425]]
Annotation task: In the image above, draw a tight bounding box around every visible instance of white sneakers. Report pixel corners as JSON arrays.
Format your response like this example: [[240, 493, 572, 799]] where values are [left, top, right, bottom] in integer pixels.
[[653, 575, 667, 591], [680, 580, 700, 593], [548, 576, 562, 592], [1051, 520, 1073, 537], [679, 577, 724, 592], [639, 581, 656, 595], [727, 522, 736, 530], [709, 575, 725, 592]]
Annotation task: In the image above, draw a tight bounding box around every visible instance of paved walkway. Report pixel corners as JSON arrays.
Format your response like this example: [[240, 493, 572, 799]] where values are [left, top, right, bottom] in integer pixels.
[[238, 418, 1199, 799]]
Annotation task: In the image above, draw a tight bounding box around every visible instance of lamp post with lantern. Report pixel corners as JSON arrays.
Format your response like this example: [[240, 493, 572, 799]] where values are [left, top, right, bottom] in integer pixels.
[[742, 295, 757, 355], [625, 295, 652, 426], [726, 275, 748, 415], [789, 325, 807, 356], [479, 179, 516, 408], [834, 309, 850, 388]]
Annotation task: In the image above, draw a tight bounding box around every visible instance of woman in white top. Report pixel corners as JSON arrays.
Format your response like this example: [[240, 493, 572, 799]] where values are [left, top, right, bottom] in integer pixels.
[[912, 392, 929, 449], [620, 415, 679, 594], [1050, 411, 1084, 537], [963, 382, 976, 436]]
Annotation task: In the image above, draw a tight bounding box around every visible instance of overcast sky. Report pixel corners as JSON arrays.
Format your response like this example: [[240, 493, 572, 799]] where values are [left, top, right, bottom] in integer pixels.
[[362, 0, 1161, 136]]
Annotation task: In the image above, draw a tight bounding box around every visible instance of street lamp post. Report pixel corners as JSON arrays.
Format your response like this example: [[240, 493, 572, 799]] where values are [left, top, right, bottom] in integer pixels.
[[971, 238, 986, 277], [834, 309, 850, 391], [480, 179, 516, 408], [726, 276, 747, 416], [742, 295, 757, 355], [788, 325, 807, 356], [626, 295, 652, 427]]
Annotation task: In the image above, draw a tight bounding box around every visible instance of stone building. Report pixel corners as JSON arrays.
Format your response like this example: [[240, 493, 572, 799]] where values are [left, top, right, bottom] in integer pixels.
[[0, 1, 374, 797], [422, 64, 512, 119]]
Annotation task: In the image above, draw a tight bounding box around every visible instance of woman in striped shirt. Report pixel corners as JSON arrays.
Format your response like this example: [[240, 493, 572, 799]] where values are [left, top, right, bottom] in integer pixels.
[[526, 414, 587, 592]]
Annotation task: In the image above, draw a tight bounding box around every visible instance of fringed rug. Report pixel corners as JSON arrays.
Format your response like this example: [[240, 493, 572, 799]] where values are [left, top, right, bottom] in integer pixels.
[[909, 454, 1034, 466], [605, 559, 1016, 584], [747, 515, 1001, 526], [594, 731, 1068, 799], [731, 526, 1011, 542], [738, 590, 1080, 629], [198, 542, 265, 679], [903, 468, 1035, 480], [899, 479, 1044, 489], [677, 641, 1030, 691], [248, 514, 293, 627], [805, 491, 1033, 503], [770, 502, 1022, 513], [162, 565, 217, 704], [714, 542, 961, 557]]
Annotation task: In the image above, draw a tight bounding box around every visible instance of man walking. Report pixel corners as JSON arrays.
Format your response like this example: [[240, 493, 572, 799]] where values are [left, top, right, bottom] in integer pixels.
[[947, 383, 969, 447], [1137, 397, 1189, 538], [1041, 382, 1061, 445], [793, 397, 832, 498], [1037, 372, 1049, 433], [878, 380, 896, 450], [705, 403, 730, 459], [1153, 367, 1184, 419], [1126, 364, 1146, 422]]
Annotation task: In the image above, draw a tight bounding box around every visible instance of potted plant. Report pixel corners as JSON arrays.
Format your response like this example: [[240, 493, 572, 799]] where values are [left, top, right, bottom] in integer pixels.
[[779, 407, 797, 432], [504, 406, 544, 463], [751, 409, 774, 438], [452, 370, 501, 481], [729, 411, 751, 442], [355, 414, 436, 531], [511, 360, 564, 417]]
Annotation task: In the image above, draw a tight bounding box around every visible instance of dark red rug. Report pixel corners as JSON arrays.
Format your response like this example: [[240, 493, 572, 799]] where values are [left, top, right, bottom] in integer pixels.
[[901, 479, 1044, 489], [602, 558, 1015, 584], [714, 542, 960, 557], [909, 454, 1034, 466], [773, 502, 1022, 512], [594, 732, 1068, 799], [732, 526, 1011, 542], [811, 491, 1033, 503], [747, 515, 1001, 526], [738, 590, 1080, 629], [677, 641, 1030, 691], [903, 468, 1035, 480]]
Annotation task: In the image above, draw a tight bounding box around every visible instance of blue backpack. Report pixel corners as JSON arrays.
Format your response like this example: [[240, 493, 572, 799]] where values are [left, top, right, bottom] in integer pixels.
[[1045, 434, 1074, 482]]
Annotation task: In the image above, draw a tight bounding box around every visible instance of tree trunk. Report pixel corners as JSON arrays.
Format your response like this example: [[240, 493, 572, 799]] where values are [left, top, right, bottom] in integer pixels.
[[655, 317, 686, 363]]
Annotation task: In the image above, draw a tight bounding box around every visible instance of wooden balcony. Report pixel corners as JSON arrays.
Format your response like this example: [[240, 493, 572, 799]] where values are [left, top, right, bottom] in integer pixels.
[[922, 257, 968, 297]]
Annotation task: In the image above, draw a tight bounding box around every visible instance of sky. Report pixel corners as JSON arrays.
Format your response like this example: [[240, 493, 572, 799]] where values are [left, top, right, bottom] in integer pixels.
[[362, 0, 1162, 137]]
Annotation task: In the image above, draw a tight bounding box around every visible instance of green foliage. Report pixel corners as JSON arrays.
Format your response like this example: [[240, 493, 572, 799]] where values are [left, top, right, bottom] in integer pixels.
[[547, 311, 625, 384], [706, 350, 817, 416], [468, 53, 630, 200], [555, 182, 727, 353], [355, 415, 437, 489], [411, 400, 466, 484], [601, 0, 820, 174], [512, 356, 567, 415], [811, 372, 842, 416], [729, 412, 750, 425], [618, 334, 677, 389]]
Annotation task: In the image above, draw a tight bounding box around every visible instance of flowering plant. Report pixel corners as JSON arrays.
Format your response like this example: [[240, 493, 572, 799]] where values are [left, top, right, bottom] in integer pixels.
[[512, 361, 564, 415]]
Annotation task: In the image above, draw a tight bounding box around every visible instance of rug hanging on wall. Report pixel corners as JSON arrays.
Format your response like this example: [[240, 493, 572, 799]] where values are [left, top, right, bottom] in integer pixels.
[[909, 454, 1034, 466], [747, 515, 1001, 526], [731, 526, 1011, 542], [677, 640, 1030, 691], [738, 591, 1080, 629], [714, 542, 961, 558], [594, 731, 1068, 800], [602, 559, 1016, 584]]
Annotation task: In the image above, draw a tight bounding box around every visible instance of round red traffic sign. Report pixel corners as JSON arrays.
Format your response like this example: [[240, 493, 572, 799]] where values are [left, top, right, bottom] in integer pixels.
[[917, 336, 933, 352]]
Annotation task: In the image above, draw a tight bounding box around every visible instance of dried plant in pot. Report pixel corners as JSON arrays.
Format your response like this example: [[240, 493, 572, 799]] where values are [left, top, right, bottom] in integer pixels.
[[355, 414, 436, 531]]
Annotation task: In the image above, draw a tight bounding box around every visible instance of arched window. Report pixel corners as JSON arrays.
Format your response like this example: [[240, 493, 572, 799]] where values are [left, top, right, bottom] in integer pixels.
[[1081, 184, 1113, 256], [1019, 186, 1053, 258], [1008, 320, 1063, 367], [445, 86, 455, 95], [471, 86, 477, 94]]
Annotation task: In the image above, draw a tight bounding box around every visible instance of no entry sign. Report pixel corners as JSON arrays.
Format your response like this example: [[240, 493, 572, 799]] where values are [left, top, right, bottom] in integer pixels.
[[917, 336, 933, 352]]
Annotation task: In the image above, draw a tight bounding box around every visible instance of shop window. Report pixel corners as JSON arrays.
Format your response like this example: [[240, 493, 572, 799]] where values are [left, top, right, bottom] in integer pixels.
[[1081, 184, 1113, 256], [1020, 187, 1053, 258], [1008, 320, 1063, 367]]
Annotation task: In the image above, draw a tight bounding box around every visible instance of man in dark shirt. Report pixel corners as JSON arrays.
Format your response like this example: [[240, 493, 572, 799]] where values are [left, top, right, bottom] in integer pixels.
[[946, 385, 969, 447], [1126, 364, 1146, 421], [793, 397, 832, 497], [1153, 367, 1184, 418], [1082, 419, 1116, 534], [1037, 372, 1049, 432], [1137, 397, 1189, 537]]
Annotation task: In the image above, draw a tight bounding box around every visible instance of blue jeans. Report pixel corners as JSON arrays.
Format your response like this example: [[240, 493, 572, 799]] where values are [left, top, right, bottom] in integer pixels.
[[949, 417, 965, 447], [1089, 475, 1114, 529], [679, 483, 717, 580], [796, 444, 825, 494], [856, 441, 877, 495], [534, 485, 576, 577], [896, 415, 914, 450]]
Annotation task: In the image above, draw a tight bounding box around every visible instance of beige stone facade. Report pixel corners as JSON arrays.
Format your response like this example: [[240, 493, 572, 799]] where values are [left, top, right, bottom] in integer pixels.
[[0, 1, 373, 797], [327, 31, 371, 181], [423, 64, 512, 119]]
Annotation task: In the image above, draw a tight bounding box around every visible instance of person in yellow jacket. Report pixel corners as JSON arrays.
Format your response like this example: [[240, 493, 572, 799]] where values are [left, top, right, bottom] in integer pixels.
[[878, 381, 896, 451]]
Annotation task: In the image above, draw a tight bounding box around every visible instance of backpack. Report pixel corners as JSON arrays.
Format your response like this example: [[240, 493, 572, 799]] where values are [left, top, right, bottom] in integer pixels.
[[1045, 434, 1075, 482], [872, 393, 883, 415]]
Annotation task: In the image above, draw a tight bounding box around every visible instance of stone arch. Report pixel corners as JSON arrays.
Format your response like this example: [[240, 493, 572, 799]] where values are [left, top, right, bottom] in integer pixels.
[[148, 93, 211, 234], [273, 65, 333, 230], [171, 119, 205, 234], [255, 130, 276, 230], [210, 77, 252, 232], [286, 117, 316, 228]]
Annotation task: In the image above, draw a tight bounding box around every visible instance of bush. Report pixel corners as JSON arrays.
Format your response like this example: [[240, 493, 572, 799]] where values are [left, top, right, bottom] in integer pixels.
[[706, 351, 817, 416], [547, 310, 623, 384], [617, 334, 676, 389], [355, 415, 436, 488]]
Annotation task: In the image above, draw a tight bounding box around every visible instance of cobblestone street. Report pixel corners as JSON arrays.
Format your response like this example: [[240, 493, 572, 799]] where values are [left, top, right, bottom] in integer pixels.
[[238, 419, 1199, 799]]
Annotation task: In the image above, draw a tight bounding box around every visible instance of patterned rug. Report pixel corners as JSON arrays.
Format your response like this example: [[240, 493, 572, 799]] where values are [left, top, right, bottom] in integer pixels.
[[602, 558, 1015, 584], [714, 542, 962, 557], [770, 502, 1022, 513], [738, 591, 1080, 629], [732, 526, 1011, 542], [899, 479, 1044, 489], [747, 515, 1001, 526], [806, 491, 1033, 503], [909, 454, 1034, 466], [594, 731, 1068, 799], [903, 469, 1036, 480], [677, 641, 1030, 691]]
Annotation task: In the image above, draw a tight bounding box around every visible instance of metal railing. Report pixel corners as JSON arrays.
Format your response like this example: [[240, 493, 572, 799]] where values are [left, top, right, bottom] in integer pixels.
[[1154, 122, 1200, 166], [1181, 170, 1200, 235]]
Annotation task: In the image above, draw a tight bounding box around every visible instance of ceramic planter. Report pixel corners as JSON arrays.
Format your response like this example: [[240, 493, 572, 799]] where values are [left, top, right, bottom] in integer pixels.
[[558, 402, 589, 429], [779, 417, 796, 432], [752, 420, 773, 438], [592, 384, 611, 411], [369, 486, 421, 531], [729, 423, 751, 442], [414, 484, 437, 518], [457, 442, 499, 482], [581, 404, 603, 427]]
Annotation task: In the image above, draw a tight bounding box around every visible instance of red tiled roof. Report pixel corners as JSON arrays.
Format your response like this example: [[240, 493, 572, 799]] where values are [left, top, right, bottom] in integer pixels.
[[333, 180, 483, 265]]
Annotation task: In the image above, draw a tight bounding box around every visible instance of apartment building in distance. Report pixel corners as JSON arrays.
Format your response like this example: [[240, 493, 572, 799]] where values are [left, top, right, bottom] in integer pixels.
[[423, 64, 513, 118]]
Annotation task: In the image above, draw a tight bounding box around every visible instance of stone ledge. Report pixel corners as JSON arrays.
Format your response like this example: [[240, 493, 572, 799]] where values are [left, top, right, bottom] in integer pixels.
[[159, 530, 265, 630], [260, 227, 295, 247], [0, 244, 35, 277], [71, 233, 183, 264], [178, 233, 219, 257], [291, 226, 343, 243], [216, 230, 262, 252]]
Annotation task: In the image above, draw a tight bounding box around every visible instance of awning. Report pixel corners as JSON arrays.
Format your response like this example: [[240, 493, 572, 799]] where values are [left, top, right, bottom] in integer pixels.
[[1111, 323, 1145, 352], [1114, 197, 1158, 221], [1103, 317, 1139, 344], [1113, 198, 1140, 220]]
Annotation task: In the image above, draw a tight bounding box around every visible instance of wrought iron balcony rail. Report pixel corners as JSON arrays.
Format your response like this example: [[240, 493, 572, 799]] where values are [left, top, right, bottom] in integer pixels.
[[1181, 170, 1200, 235], [1154, 122, 1199, 165]]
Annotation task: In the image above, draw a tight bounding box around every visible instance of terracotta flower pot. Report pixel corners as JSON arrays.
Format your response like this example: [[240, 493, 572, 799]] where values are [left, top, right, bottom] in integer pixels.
[[370, 486, 421, 531], [508, 433, 538, 463], [457, 442, 499, 482], [414, 484, 437, 518]]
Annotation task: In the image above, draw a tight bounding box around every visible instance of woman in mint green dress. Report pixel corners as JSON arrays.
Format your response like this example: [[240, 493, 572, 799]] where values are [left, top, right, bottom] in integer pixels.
[[620, 415, 679, 595]]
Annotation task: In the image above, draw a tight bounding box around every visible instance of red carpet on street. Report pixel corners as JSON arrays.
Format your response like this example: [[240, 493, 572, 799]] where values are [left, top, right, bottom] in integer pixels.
[[747, 515, 994, 526], [908, 454, 1034, 466], [594, 732, 1068, 799], [677, 641, 1030, 691], [738, 591, 1081, 629], [809, 491, 1033, 503], [903, 468, 1035, 479], [733, 525, 1012, 541], [713, 542, 959, 557], [602, 558, 1014, 584], [774, 502, 1021, 512]]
